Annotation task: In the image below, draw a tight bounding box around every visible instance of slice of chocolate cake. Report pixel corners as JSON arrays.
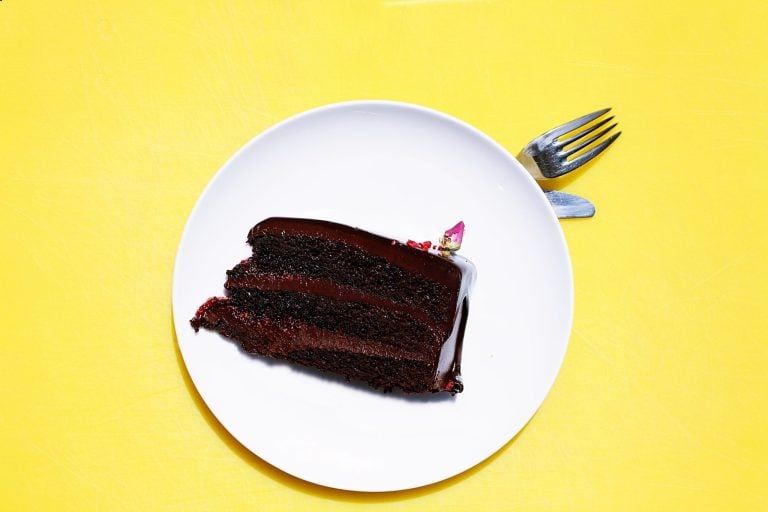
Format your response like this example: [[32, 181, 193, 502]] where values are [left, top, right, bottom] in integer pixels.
[[191, 217, 475, 393]]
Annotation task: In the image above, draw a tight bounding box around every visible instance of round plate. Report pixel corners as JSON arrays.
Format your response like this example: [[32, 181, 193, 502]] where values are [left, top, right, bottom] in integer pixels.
[[173, 101, 573, 492]]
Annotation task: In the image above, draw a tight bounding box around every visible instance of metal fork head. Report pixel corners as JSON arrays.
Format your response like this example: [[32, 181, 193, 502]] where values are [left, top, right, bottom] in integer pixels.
[[518, 108, 621, 179]]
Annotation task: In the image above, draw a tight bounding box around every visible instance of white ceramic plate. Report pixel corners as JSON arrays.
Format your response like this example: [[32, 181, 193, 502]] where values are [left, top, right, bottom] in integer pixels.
[[173, 101, 573, 492]]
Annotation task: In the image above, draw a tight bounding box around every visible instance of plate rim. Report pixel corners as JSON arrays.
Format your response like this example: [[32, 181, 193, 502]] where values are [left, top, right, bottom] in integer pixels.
[[172, 99, 574, 492]]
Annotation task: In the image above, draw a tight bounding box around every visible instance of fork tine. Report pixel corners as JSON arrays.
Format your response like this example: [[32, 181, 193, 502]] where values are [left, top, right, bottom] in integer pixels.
[[557, 116, 614, 147], [542, 108, 611, 139], [562, 123, 618, 157], [566, 131, 621, 169]]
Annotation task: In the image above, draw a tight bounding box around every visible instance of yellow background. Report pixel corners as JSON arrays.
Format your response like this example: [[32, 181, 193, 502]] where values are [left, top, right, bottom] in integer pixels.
[[2, 0, 766, 510]]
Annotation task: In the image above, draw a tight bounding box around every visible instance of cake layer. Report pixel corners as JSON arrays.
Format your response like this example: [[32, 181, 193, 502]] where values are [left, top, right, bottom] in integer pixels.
[[241, 234, 456, 323], [225, 262, 440, 329], [286, 348, 436, 393], [248, 217, 463, 286], [227, 288, 439, 353], [191, 297, 440, 391], [192, 297, 431, 362]]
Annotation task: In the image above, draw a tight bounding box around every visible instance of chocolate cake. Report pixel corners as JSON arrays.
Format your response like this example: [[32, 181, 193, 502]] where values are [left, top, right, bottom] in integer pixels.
[[191, 217, 475, 393]]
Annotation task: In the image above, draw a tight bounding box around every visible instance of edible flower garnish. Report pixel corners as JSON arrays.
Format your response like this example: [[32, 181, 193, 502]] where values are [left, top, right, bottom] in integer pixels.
[[439, 221, 465, 256]]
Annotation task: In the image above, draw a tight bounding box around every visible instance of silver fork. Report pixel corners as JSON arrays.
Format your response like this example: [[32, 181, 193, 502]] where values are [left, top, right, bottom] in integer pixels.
[[518, 108, 621, 180], [518, 108, 621, 218]]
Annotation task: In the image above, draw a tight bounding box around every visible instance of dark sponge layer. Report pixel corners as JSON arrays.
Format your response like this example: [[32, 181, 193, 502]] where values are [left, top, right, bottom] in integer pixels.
[[190, 297, 436, 392], [228, 288, 437, 353], [243, 234, 451, 323], [284, 349, 436, 393]]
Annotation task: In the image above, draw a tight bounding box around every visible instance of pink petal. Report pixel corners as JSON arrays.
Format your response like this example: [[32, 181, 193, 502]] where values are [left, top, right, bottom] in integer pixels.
[[444, 221, 465, 245]]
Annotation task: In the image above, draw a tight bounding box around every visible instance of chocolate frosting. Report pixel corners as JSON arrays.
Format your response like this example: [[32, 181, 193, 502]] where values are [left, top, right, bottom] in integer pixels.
[[250, 217, 463, 287]]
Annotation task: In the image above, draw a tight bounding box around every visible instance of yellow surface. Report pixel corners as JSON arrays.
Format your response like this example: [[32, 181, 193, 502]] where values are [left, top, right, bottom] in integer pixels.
[[1, 0, 767, 509]]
